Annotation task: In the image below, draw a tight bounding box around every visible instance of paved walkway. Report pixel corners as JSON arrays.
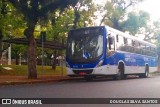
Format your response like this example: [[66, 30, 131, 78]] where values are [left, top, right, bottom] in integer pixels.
[[0, 75, 71, 85]]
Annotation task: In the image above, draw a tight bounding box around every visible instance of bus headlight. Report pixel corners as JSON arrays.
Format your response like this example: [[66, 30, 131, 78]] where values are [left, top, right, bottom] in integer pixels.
[[96, 60, 103, 68]]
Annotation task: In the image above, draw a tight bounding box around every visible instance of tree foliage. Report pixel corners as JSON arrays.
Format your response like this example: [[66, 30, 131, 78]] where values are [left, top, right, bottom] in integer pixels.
[[101, 0, 145, 34], [47, 8, 75, 41], [122, 10, 150, 35], [7, 0, 79, 79], [0, 1, 25, 64], [72, 0, 95, 29]]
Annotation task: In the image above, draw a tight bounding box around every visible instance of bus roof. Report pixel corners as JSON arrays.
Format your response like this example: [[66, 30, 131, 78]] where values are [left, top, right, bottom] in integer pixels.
[[105, 26, 156, 48], [69, 26, 156, 48]]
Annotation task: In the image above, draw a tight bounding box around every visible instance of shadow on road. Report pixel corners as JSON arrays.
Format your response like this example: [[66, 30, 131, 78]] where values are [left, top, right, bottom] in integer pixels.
[[66, 75, 149, 83]]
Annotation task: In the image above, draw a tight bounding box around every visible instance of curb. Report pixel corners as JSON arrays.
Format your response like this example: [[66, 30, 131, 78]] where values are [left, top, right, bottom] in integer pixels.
[[0, 79, 62, 86], [0, 77, 83, 86]]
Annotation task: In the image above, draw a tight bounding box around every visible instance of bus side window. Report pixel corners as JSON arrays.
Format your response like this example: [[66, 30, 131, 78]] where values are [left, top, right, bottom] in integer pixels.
[[116, 35, 119, 42], [132, 40, 135, 46], [137, 43, 142, 54], [116, 35, 124, 51], [123, 37, 128, 44], [152, 48, 156, 57], [141, 44, 146, 55], [126, 39, 132, 52], [151, 47, 156, 57], [146, 46, 151, 56]]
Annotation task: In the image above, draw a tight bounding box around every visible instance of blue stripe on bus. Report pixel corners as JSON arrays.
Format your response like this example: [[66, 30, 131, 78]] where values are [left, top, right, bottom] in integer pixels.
[[106, 51, 158, 67], [66, 51, 157, 69]]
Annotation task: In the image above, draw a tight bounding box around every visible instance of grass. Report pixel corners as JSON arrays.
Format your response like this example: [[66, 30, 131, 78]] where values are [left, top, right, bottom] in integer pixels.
[[0, 65, 66, 76]]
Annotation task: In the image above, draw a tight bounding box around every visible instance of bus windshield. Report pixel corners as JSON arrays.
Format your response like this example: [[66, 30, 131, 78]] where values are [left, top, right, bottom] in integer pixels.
[[67, 30, 104, 64]]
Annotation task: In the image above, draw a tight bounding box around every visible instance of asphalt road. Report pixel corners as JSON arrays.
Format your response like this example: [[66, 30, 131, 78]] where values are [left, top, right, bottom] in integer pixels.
[[1, 76, 160, 107]]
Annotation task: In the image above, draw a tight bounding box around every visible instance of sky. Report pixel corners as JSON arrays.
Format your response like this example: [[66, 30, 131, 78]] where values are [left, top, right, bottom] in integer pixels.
[[94, 0, 160, 21], [140, 0, 160, 21]]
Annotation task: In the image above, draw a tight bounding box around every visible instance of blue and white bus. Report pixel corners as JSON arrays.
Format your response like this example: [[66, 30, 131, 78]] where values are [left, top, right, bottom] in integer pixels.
[[66, 26, 158, 81]]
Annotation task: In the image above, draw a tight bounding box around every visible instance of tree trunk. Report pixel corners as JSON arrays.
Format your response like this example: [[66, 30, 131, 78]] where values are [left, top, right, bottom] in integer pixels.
[[72, 10, 80, 29], [0, 41, 2, 65], [99, 14, 107, 26], [26, 27, 37, 79], [0, 30, 3, 65]]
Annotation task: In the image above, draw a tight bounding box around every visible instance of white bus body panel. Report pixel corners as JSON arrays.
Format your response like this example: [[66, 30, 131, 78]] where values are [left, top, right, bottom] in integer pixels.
[[67, 65, 157, 76]]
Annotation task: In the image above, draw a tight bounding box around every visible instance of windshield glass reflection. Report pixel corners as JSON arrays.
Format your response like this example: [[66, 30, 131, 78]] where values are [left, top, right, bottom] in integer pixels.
[[67, 33, 103, 63]]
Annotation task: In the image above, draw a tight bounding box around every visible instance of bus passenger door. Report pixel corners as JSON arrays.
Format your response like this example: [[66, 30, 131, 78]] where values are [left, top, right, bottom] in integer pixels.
[[106, 35, 116, 65], [107, 35, 115, 57]]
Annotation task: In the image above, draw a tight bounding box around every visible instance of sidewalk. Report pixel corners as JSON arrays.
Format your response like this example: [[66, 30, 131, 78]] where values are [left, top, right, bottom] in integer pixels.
[[0, 75, 72, 85]]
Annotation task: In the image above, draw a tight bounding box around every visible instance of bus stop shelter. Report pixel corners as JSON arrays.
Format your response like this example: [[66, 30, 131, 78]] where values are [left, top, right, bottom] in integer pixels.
[[2, 38, 66, 68], [2, 38, 66, 50]]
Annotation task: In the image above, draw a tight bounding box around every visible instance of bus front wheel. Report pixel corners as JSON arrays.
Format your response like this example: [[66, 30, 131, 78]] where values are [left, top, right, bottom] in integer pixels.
[[140, 66, 149, 78], [114, 69, 126, 80]]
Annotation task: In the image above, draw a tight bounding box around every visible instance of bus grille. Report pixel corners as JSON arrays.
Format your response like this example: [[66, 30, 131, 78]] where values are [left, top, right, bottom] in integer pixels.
[[73, 69, 93, 74]]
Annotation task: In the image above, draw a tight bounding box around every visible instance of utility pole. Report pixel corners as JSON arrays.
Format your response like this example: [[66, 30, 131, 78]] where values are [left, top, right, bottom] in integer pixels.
[[40, 31, 46, 72]]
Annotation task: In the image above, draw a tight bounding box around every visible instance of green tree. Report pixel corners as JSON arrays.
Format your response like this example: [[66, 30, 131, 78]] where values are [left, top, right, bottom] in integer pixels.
[[72, 0, 95, 29], [101, 0, 145, 33], [47, 8, 75, 41], [7, 0, 79, 79], [143, 21, 160, 65], [48, 8, 75, 69], [143, 21, 160, 42], [0, 0, 25, 64], [122, 11, 150, 35]]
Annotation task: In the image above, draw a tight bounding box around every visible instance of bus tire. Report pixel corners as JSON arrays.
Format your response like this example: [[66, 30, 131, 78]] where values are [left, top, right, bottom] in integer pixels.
[[140, 65, 149, 78], [114, 68, 126, 80], [114, 62, 126, 80]]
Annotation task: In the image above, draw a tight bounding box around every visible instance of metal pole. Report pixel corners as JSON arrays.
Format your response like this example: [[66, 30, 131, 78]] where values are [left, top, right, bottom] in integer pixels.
[[19, 53, 21, 66], [42, 35, 44, 72], [8, 44, 11, 65], [61, 56, 63, 76]]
